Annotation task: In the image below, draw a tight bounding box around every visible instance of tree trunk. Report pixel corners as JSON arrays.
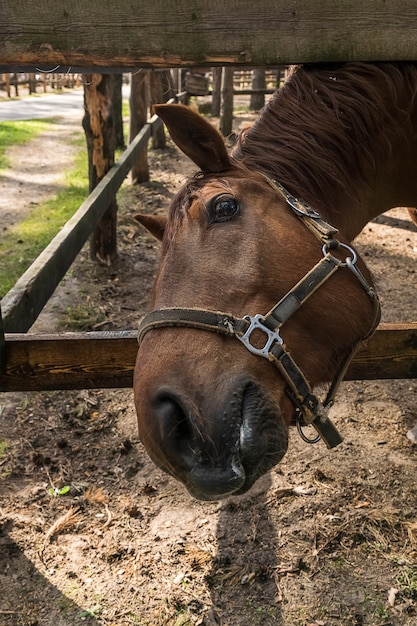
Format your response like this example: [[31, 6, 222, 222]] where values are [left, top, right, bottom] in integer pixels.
[[83, 73, 118, 265], [250, 67, 265, 110], [129, 70, 150, 184], [211, 67, 222, 116], [219, 66, 234, 137]]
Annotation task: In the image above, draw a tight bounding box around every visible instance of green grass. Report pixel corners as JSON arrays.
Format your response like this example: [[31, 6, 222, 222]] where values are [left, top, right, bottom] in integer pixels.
[[396, 566, 417, 600], [0, 119, 53, 169], [60, 300, 106, 331], [0, 129, 88, 297], [0, 439, 8, 459]]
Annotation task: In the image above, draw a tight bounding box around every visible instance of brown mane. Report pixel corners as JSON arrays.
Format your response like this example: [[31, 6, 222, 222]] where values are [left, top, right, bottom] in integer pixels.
[[162, 62, 417, 252], [232, 62, 417, 213]]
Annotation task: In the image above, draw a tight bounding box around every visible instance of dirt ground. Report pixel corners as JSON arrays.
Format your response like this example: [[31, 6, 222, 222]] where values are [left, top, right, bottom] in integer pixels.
[[0, 117, 81, 234], [0, 98, 416, 626]]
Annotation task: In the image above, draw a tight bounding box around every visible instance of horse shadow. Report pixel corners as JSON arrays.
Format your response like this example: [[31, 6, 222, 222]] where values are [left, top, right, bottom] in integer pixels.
[[0, 520, 100, 625], [206, 473, 285, 625]]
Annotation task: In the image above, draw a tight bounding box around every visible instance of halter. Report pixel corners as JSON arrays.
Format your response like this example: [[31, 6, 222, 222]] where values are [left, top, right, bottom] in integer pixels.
[[137, 177, 381, 450]]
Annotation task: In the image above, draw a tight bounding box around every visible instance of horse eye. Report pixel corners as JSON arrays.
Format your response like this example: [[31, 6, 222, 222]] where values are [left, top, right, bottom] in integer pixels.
[[209, 195, 240, 224]]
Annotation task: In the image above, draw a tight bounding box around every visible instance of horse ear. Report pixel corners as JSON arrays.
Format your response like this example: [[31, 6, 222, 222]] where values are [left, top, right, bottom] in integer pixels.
[[134, 214, 167, 241], [153, 103, 232, 173]]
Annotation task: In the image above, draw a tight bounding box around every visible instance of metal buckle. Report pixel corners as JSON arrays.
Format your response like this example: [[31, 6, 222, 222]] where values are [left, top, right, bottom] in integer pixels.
[[237, 314, 283, 358], [285, 194, 322, 219]]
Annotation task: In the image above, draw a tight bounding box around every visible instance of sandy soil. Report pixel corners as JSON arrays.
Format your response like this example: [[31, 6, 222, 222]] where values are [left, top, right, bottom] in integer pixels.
[[0, 102, 416, 626]]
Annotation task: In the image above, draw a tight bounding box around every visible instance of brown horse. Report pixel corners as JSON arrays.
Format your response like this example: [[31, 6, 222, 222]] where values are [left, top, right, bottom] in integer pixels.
[[134, 62, 417, 500]]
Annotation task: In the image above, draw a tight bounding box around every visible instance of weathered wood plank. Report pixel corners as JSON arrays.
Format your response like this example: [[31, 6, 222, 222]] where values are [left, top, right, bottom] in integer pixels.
[[2, 2, 417, 69], [0, 323, 416, 392], [0, 308, 5, 373], [0, 330, 138, 391], [346, 323, 417, 380], [0, 120, 158, 333]]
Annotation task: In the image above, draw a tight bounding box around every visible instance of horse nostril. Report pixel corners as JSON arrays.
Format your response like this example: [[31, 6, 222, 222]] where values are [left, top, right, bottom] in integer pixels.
[[153, 389, 195, 458], [151, 388, 247, 500]]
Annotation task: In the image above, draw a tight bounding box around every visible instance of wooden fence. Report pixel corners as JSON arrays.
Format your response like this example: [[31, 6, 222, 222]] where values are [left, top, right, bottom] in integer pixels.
[[1, 1, 417, 392], [2, 2, 417, 69], [1, 116, 163, 334], [0, 107, 164, 390], [0, 73, 81, 97]]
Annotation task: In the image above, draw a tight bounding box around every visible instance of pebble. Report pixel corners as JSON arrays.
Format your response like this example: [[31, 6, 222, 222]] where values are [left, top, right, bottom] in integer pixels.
[[406, 424, 417, 443]]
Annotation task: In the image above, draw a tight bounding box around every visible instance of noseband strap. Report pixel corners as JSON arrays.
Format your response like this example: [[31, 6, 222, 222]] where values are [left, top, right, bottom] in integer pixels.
[[137, 179, 381, 450]]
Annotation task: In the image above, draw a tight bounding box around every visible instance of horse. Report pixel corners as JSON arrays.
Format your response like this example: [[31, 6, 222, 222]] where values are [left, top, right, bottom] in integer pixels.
[[133, 62, 417, 501]]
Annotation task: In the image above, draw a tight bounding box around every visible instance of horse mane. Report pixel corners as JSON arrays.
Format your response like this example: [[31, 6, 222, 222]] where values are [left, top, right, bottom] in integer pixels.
[[162, 62, 417, 253], [232, 62, 417, 212]]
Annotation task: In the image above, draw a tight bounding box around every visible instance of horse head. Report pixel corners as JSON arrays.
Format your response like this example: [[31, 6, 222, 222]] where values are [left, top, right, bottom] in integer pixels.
[[133, 104, 379, 501]]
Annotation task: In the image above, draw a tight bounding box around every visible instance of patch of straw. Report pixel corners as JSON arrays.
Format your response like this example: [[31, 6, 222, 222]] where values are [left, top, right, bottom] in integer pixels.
[[44, 506, 82, 544], [84, 486, 109, 504]]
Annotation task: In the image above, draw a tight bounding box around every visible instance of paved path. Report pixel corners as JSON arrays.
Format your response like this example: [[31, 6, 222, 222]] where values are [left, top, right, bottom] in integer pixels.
[[0, 90, 84, 122], [0, 86, 130, 122]]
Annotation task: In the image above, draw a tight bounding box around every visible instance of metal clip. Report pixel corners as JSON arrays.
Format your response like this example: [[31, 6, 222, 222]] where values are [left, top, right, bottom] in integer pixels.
[[345, 257, 378, 301], [237, 314, 283, 358], [296, 410, 321, 444]]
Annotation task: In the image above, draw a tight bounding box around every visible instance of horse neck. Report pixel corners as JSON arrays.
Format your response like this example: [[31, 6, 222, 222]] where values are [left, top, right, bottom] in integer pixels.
[[234, 62, 417, 241]]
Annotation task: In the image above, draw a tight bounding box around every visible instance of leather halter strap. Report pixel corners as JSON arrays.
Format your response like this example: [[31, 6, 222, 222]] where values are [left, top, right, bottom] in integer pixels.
[[137, 179, 381, 450]]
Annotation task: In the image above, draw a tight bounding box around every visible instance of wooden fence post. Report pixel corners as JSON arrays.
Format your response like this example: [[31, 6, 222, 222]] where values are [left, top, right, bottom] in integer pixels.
[[161, 69, 176, 102], [0, 306, 5, 373], [250, 67, 266, 110], [129, 70, 150, 183], [149, 69, 176, 149], [219, 66, 234, 136], [211, 67, 222, 116], [3, 73, 10, 97], [83, 73, 118, 264], [112, 73, 125, 150], [150, 70, 166, 149]]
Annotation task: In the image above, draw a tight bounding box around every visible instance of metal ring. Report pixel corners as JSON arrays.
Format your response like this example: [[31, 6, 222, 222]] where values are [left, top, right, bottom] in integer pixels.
[[296, 411, 321, 444], [322, 242, 357, 266], [35, 65, 61, 73]]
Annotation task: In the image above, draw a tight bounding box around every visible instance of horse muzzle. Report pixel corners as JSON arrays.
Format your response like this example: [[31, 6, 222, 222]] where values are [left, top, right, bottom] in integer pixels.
[[136, 379, 288, 500]]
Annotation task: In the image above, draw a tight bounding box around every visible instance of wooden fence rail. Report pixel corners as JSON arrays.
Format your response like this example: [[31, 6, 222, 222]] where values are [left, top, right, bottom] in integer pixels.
[[2, 2, 417, 69], [1, 323, 417, 392]]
